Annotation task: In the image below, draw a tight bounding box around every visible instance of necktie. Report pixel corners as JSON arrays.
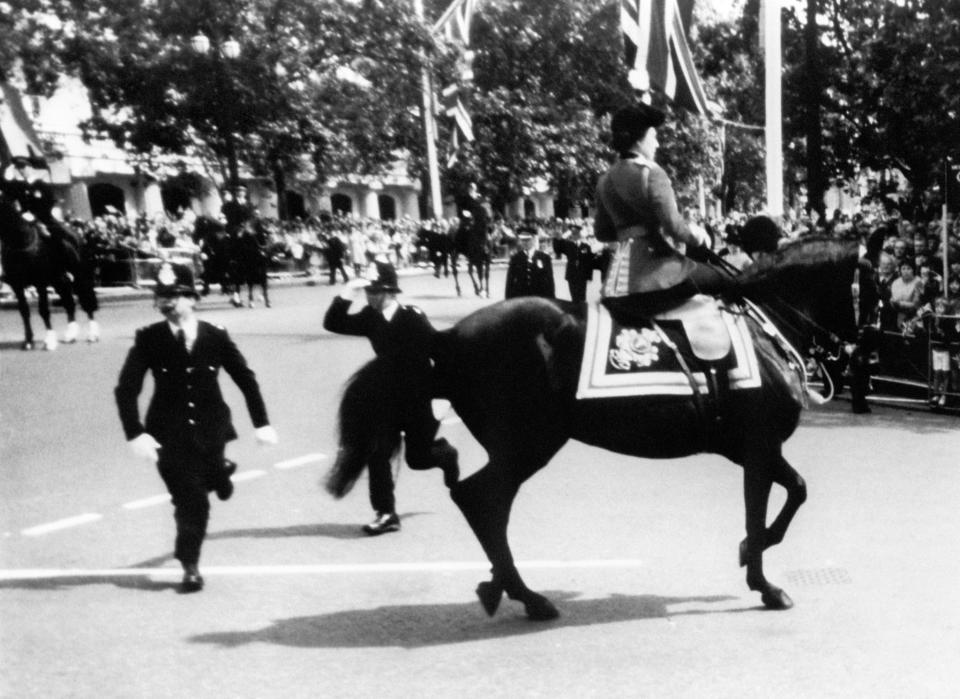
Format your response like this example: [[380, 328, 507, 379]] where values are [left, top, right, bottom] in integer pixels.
[[176, 328, 189, 356]]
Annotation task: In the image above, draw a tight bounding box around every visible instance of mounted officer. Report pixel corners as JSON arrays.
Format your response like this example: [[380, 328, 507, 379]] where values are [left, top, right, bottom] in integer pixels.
[[594, 103, 725, 311]]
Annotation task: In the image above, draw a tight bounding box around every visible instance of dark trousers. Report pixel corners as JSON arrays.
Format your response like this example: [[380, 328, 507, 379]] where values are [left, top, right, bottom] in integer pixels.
[[326, 257, 349, 284], [157, 442, 226, 567], [567, 279, 587, 304], [367, 409, 441, 514]]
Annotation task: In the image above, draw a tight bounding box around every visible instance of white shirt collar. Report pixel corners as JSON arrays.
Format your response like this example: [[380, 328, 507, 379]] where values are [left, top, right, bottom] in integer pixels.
[[627, 153, 656, 168], [380, 298, 400, 321], [168, 317, 199, 347]]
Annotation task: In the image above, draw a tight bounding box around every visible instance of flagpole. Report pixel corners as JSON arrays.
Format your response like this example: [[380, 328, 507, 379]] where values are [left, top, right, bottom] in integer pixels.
[[414, 0, 444, 220], [763, 0, 784, 218]]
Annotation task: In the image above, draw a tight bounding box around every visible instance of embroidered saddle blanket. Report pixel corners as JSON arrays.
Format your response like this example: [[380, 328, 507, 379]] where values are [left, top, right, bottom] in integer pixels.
[[576, 295, 762, 399]]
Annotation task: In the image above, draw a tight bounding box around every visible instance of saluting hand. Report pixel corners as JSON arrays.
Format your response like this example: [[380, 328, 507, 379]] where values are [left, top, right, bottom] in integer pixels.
[[128, 433, 161, 463]]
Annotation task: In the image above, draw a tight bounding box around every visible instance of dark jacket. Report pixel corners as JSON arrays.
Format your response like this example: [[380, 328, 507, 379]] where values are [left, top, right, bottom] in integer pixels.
[[115, 321, 269, 450], [553, 236, 595, 283], [505, 248, 555, 299], [323, 296, 436, 417]]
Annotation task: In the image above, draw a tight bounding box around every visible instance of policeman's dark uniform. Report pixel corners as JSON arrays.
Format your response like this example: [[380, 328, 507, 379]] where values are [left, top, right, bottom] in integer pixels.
[[505, 229, 556, 299], [323, 262, 458, 525], [115, 264, 270, 577], [552, 227, 595, 303]]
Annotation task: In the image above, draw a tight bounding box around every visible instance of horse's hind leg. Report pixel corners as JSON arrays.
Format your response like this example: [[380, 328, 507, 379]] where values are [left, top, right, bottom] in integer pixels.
[[261, 276, 270, 307], [741, 448, 795, 610], [739, 454, 807, 564], [57, 278, 80, 343]]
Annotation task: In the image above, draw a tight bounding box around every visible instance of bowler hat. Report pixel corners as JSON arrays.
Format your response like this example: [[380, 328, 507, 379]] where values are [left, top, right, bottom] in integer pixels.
[[365, 261, 401, 294], [610, 103, 666, 154], [154, 262, 199, 298]]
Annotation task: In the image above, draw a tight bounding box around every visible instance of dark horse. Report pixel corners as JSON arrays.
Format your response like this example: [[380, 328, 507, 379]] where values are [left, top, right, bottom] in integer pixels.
[[451, 216, 492, 298], [328, 236, 871, 620], [233, 224, 271, 308], [0, 179, 99, 350], [194, 216, 243, 306]]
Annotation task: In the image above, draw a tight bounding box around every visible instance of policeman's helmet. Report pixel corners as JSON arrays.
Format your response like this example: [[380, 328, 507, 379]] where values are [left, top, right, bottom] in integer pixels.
[[154, 262, 199, 298]]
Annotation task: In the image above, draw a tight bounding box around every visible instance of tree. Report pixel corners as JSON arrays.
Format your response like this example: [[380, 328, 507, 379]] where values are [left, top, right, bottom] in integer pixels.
[[432, 0, 718, 216], [56, 0, 431, 215]]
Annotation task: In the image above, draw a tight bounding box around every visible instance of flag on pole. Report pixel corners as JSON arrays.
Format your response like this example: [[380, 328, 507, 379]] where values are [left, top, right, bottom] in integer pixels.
[[0, 83, 46, 167], [432, 0, 476, 44], [432, 0, 477, 165], [442, 84, 474, 143], [620, 0, 713, 118]]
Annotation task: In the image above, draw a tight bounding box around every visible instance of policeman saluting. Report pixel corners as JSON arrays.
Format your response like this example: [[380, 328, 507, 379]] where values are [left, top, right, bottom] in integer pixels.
[[115, 262, 277, 593]]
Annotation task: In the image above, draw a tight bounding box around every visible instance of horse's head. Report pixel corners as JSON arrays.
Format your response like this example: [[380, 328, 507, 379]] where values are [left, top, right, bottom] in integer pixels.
[[744, 236, 864, 347]]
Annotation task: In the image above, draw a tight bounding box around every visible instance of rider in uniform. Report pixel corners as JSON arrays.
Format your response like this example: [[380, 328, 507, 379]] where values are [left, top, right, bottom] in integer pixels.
[[115, 263, 278, 592], [594, 103, 721, 308], [323, 261, 459, 535]]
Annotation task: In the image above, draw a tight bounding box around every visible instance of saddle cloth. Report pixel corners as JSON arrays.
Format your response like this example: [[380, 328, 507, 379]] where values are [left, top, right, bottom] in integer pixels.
[[576, 295, 762, 399]]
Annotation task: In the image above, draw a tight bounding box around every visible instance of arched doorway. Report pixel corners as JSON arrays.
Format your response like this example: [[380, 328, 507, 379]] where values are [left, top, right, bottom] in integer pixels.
[[160, 181, 192, 216], [283, 190, 306, 220], [523, 198, 537, 219], [377, 194, 396, 220], [331, 193, 352, 217], [88, 182, 126, 218]]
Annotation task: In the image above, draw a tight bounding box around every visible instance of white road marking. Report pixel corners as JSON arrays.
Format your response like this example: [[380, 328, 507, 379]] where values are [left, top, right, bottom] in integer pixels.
[[21, 513, 103, 537], [274, 453, 327, 470], [231, 469, 266, 482], [0, 559, 644, 581], [121, 494, 171, 510]]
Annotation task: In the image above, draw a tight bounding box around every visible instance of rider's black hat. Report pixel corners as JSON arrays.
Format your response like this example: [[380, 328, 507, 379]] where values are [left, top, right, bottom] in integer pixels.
[[154, 262, 199, 298], [364, 261, 401, 294], [610, 103, 666, 155]]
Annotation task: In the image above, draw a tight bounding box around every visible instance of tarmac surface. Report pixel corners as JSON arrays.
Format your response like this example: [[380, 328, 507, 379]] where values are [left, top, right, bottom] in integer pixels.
[[1, 267, 958, 698]]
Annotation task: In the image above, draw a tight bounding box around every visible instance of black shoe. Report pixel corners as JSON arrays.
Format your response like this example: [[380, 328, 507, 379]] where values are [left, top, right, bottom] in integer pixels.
[[216, 459, 237, 501], [362, 512, 400, 536], [180, 566, 204, 593]]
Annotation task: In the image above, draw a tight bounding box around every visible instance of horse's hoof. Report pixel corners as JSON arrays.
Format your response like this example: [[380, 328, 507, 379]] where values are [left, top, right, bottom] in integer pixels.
[[476, 581, 503, 617], [86, 321, 100, 343], [524, 593, 560, 621], [761, 586, 794, 610], [63, 321, 79, 344], [21, 341, 34, 351], [43, 330, 58, 351]]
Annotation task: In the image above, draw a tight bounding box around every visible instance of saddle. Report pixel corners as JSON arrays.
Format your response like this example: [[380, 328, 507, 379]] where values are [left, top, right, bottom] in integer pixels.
[[603, 292, 731, 361]]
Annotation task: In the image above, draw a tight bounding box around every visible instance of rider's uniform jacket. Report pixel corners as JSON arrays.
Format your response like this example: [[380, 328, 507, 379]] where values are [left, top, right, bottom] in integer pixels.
[[115, 320, 269, 451], [594, 155, 700, 297]]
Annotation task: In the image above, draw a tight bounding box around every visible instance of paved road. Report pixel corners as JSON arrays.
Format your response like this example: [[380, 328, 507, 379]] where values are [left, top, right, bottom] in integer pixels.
[[1, 269, 959, 698]]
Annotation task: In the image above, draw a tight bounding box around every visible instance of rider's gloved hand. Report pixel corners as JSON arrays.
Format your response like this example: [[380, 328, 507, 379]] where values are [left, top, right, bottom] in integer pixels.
[[128, 433, 161, 463]]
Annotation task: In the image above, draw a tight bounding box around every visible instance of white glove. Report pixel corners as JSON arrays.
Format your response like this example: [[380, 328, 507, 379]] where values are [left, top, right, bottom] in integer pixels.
[[129, 433, 161, 463], [255, 425, 279, 445], [689, 223, 711, 248]]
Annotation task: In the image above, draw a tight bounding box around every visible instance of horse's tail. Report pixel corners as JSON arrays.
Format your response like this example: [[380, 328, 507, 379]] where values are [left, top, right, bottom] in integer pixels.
[[325, 357, 402, 499]]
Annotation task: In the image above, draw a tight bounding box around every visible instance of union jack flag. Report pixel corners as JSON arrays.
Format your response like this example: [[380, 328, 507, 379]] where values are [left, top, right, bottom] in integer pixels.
[[620, 0, 713, 117]]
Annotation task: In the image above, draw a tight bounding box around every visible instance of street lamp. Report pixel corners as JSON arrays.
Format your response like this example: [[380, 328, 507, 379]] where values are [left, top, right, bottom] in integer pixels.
[[190, 31, 241, 196]]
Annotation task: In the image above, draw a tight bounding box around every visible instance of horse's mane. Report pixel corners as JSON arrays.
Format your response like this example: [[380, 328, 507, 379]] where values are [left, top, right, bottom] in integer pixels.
[[740, 236, 859, 292]]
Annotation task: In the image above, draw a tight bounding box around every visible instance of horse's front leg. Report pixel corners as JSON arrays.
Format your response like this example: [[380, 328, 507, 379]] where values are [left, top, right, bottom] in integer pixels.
[[741, 459, 793, 610], [740, 454, 807, 562], [35, 285, 58, 351], [56, 277, 80, 343], [13, 286, 35, 350], [451, 464, 559, 621]]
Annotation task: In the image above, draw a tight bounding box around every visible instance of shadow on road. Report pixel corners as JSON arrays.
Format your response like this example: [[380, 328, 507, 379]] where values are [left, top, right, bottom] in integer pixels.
[[0, 575, 180, 593], [189, 591, 740, 649]]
